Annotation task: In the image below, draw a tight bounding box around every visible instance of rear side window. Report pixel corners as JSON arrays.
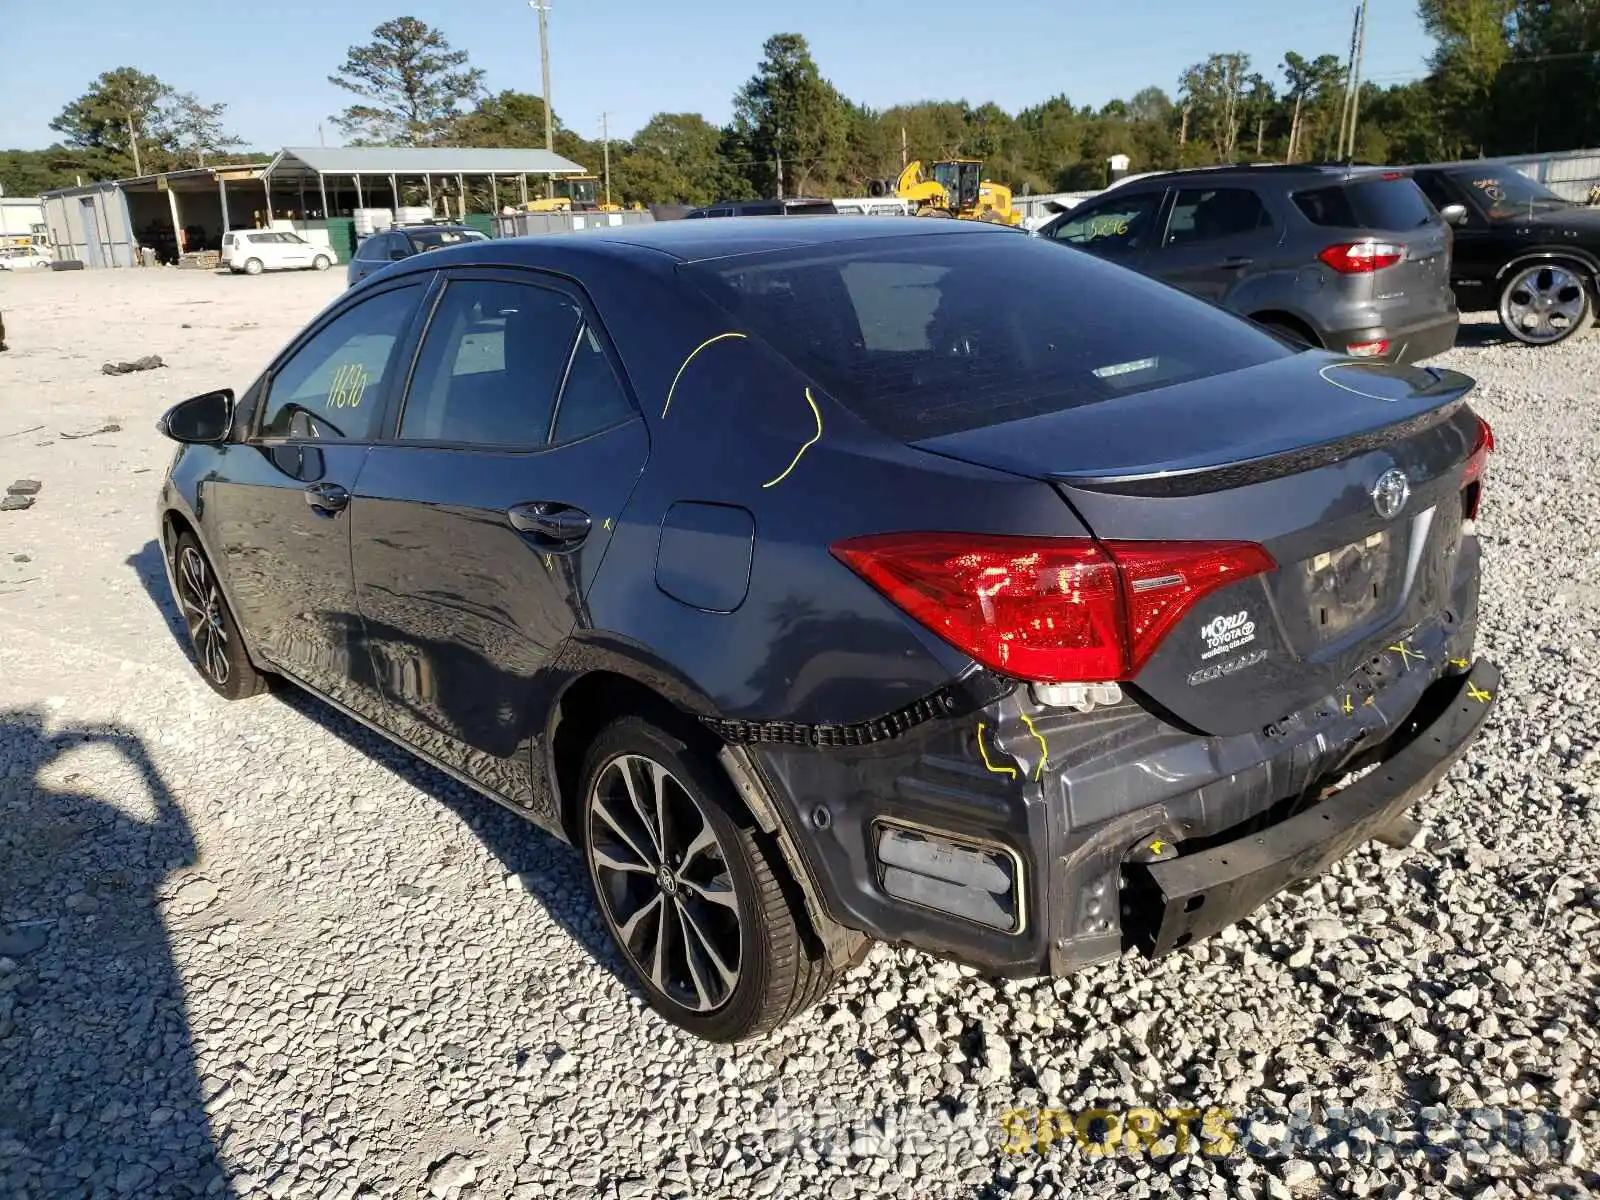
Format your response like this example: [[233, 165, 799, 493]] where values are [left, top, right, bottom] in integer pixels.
[[685, 234, 1289, 441], [399, 279, 581, 446], [1166, 188, 1271, 245], [1293, 177, 1434, 230]]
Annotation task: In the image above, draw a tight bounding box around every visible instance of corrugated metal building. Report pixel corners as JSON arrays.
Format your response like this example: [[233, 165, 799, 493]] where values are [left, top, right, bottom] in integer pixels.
[[42, 146, 587, 268]]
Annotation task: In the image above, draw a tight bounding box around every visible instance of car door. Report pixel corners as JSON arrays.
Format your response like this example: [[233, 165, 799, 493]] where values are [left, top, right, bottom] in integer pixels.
[[1415, 171, 1498, 299], [349, 268, 649, 806], [1038, 189, 1168, 273], [202, 278, 431, 722], [1148, 185, 1275, 304]]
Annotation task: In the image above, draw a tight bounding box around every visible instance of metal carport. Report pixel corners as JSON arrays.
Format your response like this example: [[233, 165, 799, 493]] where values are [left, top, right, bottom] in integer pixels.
[[260, 146, 589, 222]]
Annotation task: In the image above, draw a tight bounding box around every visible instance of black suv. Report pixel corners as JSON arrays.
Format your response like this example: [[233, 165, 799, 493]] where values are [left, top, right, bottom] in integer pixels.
[[347, 224, 489, 288], [1036, 164, 1459, 363], [1411, 161, 1600, 345]]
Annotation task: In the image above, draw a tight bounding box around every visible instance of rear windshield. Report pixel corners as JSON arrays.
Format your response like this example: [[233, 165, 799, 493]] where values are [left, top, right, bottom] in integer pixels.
[[683, 233, 1290, 441], [1293, 176, 1435, 230]]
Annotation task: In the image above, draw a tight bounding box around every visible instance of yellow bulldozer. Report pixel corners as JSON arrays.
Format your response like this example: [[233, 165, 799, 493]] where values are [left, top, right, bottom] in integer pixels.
[[523, 175, 633, 214], [881, 159, 1022, 225]]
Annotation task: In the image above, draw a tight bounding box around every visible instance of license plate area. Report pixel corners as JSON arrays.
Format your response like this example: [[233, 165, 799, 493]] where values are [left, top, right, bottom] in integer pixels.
[[1302, 529, 1400, 644]]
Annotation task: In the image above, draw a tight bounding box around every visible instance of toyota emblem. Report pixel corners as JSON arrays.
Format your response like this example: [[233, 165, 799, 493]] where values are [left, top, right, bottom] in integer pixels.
[[1371, 468, 1411, 520]]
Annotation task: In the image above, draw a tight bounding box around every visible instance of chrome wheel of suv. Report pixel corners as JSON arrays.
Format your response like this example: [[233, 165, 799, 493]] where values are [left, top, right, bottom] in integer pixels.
[[587, 752, 743, 1013], [1499, 263, 1592, 345]]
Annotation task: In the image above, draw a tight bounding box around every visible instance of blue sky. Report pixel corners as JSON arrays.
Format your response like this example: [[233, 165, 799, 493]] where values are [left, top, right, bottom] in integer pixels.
[[2, 0, 1434, 151]]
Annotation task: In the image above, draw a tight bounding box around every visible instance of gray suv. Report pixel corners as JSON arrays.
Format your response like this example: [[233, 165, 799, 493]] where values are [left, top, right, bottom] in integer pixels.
[[1036, 165, 1459, 363]]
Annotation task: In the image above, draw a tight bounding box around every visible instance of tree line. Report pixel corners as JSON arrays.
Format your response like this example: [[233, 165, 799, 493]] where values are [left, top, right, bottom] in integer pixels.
[[4, 3, 1599, 204]]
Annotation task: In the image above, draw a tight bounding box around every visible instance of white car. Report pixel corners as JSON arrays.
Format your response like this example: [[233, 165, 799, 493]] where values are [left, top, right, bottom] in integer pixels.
[[223, 230, 337, 276], [0, 246, 52, 270]]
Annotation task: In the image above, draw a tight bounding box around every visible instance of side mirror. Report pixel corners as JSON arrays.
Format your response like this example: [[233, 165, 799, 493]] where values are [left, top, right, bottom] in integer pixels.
[[1439, 203, 1469, 227], [157, 389, 234, 444]]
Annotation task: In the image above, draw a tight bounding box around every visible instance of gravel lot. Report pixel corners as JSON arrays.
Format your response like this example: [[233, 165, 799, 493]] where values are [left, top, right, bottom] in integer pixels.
[[0, 267, 1596, 1200]]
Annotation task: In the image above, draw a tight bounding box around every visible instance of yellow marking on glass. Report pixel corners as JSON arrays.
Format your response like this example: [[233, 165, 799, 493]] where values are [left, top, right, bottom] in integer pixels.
[[1018, 710, 1050, 780], [1467, 683, 1493, 704], [976, 722, 1017, 779], [1450, 656, 1471, 669], [1341, 695, 1354, 715], [602, 517, 613, 531], [661, 332, 747, 418], [761, 387, 824, 489]]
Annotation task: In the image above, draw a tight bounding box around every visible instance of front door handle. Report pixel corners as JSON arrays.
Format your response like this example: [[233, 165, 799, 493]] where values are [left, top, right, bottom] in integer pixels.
[[304, 482, 349, 514], [1222, 256, 1254, 269], [507, 502, 591, 546]]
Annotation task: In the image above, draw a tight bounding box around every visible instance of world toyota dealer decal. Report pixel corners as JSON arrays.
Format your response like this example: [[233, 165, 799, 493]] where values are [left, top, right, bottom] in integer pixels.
[[1200, 610, 1257, 660]]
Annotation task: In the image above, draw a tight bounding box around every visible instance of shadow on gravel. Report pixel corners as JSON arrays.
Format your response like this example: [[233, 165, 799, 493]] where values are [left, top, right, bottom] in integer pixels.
[[0, 708, 231, 1199], [126, 539, 190, 656], [270, 686, 642, 1001], [1453, 320, 1516, 349]]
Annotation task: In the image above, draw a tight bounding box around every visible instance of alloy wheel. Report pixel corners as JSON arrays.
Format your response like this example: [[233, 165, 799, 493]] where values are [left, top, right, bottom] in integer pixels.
[[586, 753, 742, 1013], [176, 545, 230, 685], [1501, 264, 1588, 344]]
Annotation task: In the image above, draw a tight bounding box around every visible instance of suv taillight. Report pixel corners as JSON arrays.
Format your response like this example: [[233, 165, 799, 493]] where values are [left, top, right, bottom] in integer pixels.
[[1319, 241, 1404, 273], [1462, 415, 1494, 520], [831, 534, 1277, 683]]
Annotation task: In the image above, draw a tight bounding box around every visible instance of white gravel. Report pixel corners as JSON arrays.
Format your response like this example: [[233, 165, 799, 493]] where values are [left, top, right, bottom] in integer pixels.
[[0, 269, 1596, 1199]]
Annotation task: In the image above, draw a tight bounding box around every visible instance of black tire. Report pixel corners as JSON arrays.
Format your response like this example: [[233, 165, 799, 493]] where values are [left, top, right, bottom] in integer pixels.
[[1498, 262, 1593, 346], [578, 717, 845, 1041], [170, 532, 267, 700]]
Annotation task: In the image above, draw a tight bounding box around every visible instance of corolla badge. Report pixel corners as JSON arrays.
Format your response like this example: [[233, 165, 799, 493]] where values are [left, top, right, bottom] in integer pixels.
[[1371, 468, 1411, 520]]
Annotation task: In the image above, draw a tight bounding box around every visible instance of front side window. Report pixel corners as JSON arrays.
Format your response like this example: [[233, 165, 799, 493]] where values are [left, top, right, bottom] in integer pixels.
[[1447, 168, 1572, 219], [1165, 187, 1271, 246], [1045, 193, 1164, 254], [399, 279, 582, 446], [257, 285, 422, 441]]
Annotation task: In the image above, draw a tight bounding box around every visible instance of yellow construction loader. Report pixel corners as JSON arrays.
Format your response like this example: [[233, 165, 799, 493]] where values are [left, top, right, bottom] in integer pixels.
[[523, 175, 633, 214], [885, 159, 1022, 225]]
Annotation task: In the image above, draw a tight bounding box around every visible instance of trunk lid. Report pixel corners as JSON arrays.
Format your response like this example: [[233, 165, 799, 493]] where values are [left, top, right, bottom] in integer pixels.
[[913, 356, 1479, 736]]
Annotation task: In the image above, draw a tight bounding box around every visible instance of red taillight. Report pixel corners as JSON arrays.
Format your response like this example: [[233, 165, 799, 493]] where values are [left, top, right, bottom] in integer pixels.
[[1318, 241, 1404, 273], [831, 534, 1276, 684], [1462, 415, 1494, 519], [1345, 338, 1391, 358]]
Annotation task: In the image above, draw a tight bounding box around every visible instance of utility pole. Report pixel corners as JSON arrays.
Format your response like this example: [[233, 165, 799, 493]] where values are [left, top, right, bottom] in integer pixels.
[[600, 112, 611, 207], [1344, 0, 1370, 161], [775, 122, 784, 200], [900, 125, 907, 170], [1336, 3, 1361, 160], [529, 1, 554, 196], [126, 114, 143, 177]]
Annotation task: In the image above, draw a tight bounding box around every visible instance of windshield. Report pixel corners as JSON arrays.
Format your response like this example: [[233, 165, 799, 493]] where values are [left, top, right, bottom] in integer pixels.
[[405, 229, 487, 251], [1451, 169, 1571, 218], [684, 233, 1289, 441]]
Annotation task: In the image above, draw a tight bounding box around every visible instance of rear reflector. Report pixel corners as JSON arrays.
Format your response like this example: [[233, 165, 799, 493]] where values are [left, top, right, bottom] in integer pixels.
[[832, 533, 1276, 683], [1319, 241, 1404, 273], [1462, 414, 1494, 519]]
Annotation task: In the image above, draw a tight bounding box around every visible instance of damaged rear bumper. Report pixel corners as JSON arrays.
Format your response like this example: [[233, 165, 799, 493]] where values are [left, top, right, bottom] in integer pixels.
[[1128, 658, 1499, 958]]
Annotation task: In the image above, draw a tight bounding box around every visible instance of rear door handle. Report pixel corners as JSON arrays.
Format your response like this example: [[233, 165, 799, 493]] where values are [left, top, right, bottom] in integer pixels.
[[507, 502, 591, 546], [1222, 256, 1254, 269], [304, 482, 349, 514]]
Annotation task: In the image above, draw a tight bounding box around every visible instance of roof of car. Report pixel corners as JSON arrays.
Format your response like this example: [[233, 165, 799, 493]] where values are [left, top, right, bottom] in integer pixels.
[[1110, 162, 1411, 189], [525, 214, 1003, 262]]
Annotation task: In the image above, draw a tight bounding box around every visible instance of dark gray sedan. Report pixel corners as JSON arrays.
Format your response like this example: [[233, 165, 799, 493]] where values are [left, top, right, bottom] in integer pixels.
[[346, 224, 489, 288]]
